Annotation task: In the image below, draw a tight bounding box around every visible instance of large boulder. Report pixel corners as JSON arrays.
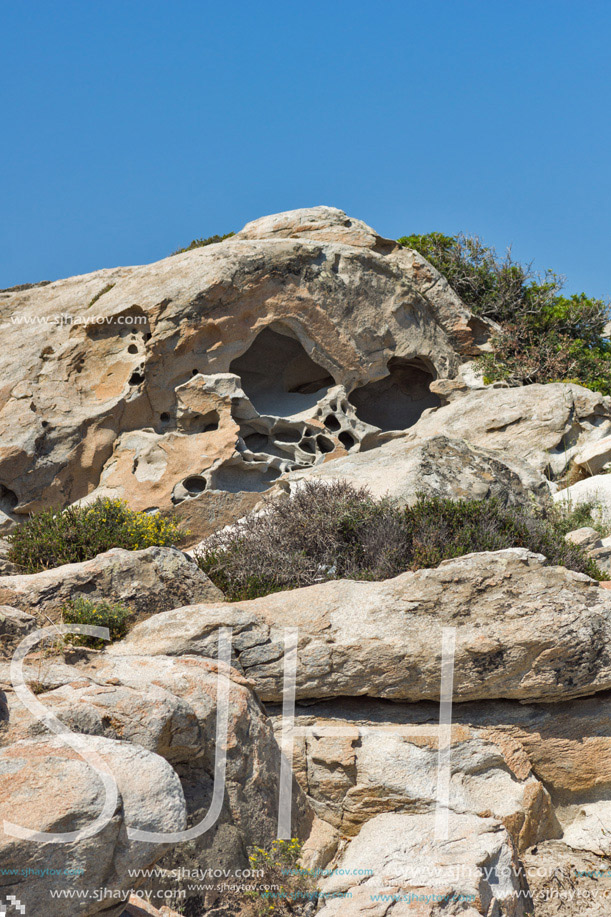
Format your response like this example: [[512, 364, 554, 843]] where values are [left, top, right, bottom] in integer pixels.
[[0, 207, 491, 516], [2, 652, 313, 908], [404, 382, 611, 477], [288, 434, 550, 506], [0, 736, 186, 916], [0, 546, 222, 618], [316, 811, 528, 917], [109, 548, 611, 703]]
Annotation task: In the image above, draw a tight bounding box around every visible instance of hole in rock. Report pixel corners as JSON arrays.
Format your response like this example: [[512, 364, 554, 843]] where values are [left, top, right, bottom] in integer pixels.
[[145, 332, 152, 341], [128, 344, 138, 354], [41, 420, 50, 429], [323, 414, 341, 432], [0, 484, 18, 514], [274, 426, 301, 444], [339, 431, 356, 450], [348, 358, 440, 432], [230, 326, 335, 417], [300, 440, 315, 455], [317, 435, 335, 454], [129, 371, 145, 386], [180, 409, 220, 435], [208, 461, 281, 493], [182, 476, 207, 495], [192, 369, 200, 376], [244, 433, 270, 453]]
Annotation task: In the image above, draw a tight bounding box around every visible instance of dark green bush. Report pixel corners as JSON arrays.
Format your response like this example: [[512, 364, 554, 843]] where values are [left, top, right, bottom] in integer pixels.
[[398, 232, 611, 394], [7, 497, 186, 573], [171, 232, 234, 256], [62, 595, 132, 647], [196, 481, 604, 600]]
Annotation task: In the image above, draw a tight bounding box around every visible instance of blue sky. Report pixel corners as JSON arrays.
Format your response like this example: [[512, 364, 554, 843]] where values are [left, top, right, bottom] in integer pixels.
[[1, 0, 609, 298]]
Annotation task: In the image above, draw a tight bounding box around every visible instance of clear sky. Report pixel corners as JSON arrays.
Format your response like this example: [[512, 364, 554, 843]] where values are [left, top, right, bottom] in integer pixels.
[[1, 0, 609, 298]]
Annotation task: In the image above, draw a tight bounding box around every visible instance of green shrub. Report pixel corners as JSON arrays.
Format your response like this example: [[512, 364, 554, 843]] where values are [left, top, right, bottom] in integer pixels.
[[196, 482, 604, 600], [548, 498, 611, 539], [398, 232, 611, 394], [62, 595, 132, 647], [7, 497, 186, 573], [171, 232, 234, 256]]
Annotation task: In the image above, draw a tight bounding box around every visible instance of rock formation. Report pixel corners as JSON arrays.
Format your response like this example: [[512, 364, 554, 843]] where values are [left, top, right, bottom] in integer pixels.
[[2, 207, 611, 916]]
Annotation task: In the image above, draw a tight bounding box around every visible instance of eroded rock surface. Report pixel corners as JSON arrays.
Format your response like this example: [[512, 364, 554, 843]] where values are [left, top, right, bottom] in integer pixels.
[[0, 736, 186, 916], [316, 811, 528, 916], [0, 207, 492, 516], [288, 434, 550, 506], [0, 545, 222, 620], [110, 549, 611, 703]]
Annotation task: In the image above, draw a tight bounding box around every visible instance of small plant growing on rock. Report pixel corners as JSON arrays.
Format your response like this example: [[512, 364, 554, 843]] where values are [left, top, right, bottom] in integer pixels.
[[7, 497, 186, 573], [171, 231, 235, 255], [196, 481, 606, 600], [62, 595, 132, 647]]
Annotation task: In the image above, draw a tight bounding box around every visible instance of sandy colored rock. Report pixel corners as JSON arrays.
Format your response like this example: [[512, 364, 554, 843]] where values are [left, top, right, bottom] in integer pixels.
[[2, 652, 313, 904], [289, 434, 550, 506], [110, 549, 611, 703], [564, 526, 602, 548], [0, 545, 222, 619], [574, 433, 611, 475], [554, 472, 611, 515], [0, 207, 491, 516], [405, 382, 611, 477], [0, 735, 186, 917], [316, 811, 527, 917], [270, 709, 558, 851], [0, 604, 35, 656]]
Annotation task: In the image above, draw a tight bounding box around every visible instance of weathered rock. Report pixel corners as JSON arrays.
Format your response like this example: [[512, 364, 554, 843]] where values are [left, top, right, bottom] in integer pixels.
[[0, 736, 186, 916], [270, 690, 611, 868], [405, 382, 611, 477], [0, 545, 222, 618], [554, 472, 611, 514], [288, 434, 550, 506], [0, 509, 16, 535], [564, 526, 602, 549], [110, 548, 611, 703], [316, 811, 527, 916], [574, 433, 611, 475], [0, 605, 35, 656], [270, 708, 558, 852], [171, 488, 265, 545], [520, 840, 611, 917], [121, 898, 183, 917], [2, 652, 313, 905], [0, 207, 491, 516]]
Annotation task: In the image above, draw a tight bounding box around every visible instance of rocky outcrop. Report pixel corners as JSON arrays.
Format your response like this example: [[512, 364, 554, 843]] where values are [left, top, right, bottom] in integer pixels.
[[288, 434, 550, 506], [403, 382, 611, 478], [0, 545, 222, 619], [0, 735, 186, 916], [1, 651, 313, 910], [316, 811, 528, 916], [271, 707, 558, 851], [0, 207, 493, 517], [110, 548, 611, 703]]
